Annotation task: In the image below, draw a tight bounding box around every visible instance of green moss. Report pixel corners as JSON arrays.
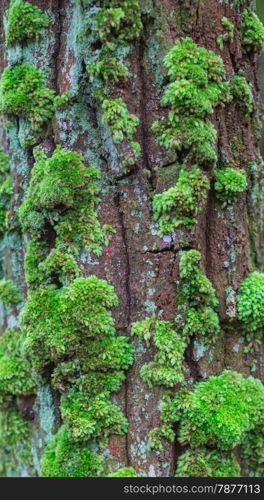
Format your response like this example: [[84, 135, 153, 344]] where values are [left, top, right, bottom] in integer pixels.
[[21, 276, 123, 370], [152, 166, 210, 235], [147, 425, 175, 451], [242, 427, 264, 477], [87, 57, 129, 84], [0, 279, 21, 306], [19, 146, 110, 255], [161, 370, 264, 450], [108, 467, 137, 477], [96, 1, 142, 47], [5, 0, 49, 47], [214, 167, 248, 205], [0, 406, 33, 476], [40, 426, 104, 477], [0, 357, 34, 397], [80, 337, 134, 372], [0, 151, 12, 235], [237, 272, 264, 334], [230, 74, 254, 114], [0, 64, 54, 145], [177, 250, 220, 341], [0, 329, 35, 397], [60, 390, 128, 446], [24, 242, 80, 291], [102, 98, 139, 144], [242, 10, 264, 52], [175, 448, 240, 477], [152, 37, 229, 165], [216, 17, 235, 50], [132, 319, 186, 387], [54, 91, 71, 111]]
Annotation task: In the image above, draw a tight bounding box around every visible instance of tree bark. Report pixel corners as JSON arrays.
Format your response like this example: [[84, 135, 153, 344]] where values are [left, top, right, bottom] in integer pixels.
[[0, 0, 264, 477]]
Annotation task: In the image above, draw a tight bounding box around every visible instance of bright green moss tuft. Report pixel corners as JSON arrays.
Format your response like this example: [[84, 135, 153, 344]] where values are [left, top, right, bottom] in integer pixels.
[[60, 390, 128, 446], [52, 367, 125, 394], [132, 319, 187, 387], [19, 146, 110, 255], [237, 272, 264, 333], [152, 37, 229, 165], [96, 1, 142, 46], [102, 98, 139, 144], [20, 276, 121, 371], [40, 426, 104, 477], [54, 91, 71, 111], [242, 428, 264, 477], [108, 467, 137, 477], [0, 150, 12, 235], [147, 425, 175, 451], [230, 75, 254, 114], [0, 279, 21, 306], [242, 10, 264, 52], [0, 329, 35, 397], [5, 0, 49, 47], [0, 406, 33, 475], [86, 1, 142, 172], [214, 167, 248, 205], [0, 64, 54, 145], [216, 17, 234, 50], [152, 166, 210, 235], [161, 370, 264, 450], [175, 448, 240, 477], [177, 250, 220, 340], [87, 57, 129, 84]]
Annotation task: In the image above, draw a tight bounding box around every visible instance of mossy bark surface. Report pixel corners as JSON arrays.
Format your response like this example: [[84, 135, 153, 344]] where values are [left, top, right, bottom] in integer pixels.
[[0, 0, 264, 477]]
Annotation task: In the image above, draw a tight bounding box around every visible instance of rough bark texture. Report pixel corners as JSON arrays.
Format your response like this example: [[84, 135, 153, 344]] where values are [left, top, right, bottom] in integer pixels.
[[0, 0, 264, 477]]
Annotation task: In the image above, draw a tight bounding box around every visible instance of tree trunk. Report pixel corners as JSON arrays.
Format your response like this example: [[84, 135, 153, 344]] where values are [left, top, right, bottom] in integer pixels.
[[0, 0, 264, 478]]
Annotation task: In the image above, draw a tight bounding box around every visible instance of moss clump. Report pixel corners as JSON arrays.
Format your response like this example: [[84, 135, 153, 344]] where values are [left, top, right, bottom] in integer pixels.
[[175, 448, 240, 478], [19, 146, 110, 255], [242, 10, 264, 52], [20, 276, 126, 370], [0, 329, 35, 397], [24, 243, 80, 290], [40, 426, 104, 477], [54, 91, 71, 111], [108, 467, 137, 477], [0, 150, 12, 235], [230, 75, 254, 115], [177, 250, 220, 341], [96, 1, 142, 47], [237, 272, 264, 334], [131, 319, 186, 387], [214, 167, 248, 205], [102, 98, 139, 144], [87, 57, 129, 84], [60, 390, 128, 446], [242, 428, 264, 477], [0, 406, 33, 476], [52, 368, 125, 395], [5, 0, 49, 47], [161, 370, 264, 450], [147, 425, 175, 451], [0, 64, 54, 145], [152, 166, 210, 235], [0, 279, 21, 306], [152, 37, 229, 165]]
